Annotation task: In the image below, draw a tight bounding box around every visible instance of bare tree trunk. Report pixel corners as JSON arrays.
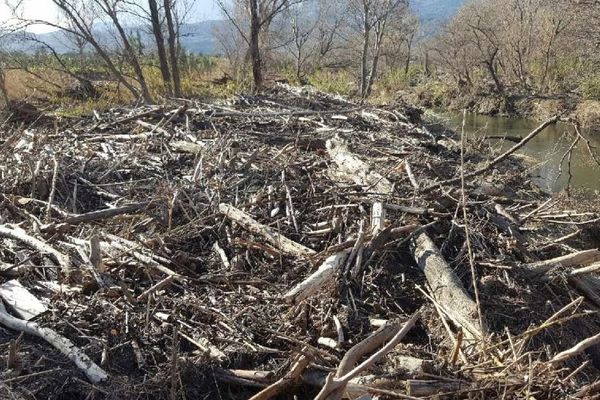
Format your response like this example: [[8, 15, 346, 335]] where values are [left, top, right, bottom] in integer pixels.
[[249, 0, 263, 91], [404, 32, 414, 75], [164, 0, 182, 97], [486, 50, 503, 94], [364, 22, 385, 98], [359, 8, 371, 98], [148, 0, 172, 95], [0, 68, 8, 109]]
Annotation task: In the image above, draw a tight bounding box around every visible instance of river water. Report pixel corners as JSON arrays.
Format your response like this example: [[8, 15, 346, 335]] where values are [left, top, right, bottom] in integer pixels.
[[432, 112, 600, 196]]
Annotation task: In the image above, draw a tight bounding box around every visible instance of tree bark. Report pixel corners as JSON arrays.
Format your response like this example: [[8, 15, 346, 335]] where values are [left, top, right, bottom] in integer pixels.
[[148, 0, 172, 95], [359, 2, 371, 98], [164, 0, 182, 97], [0, 68, 8, 109], [486, 50, 503, 94], [249, 0, 263, 91]]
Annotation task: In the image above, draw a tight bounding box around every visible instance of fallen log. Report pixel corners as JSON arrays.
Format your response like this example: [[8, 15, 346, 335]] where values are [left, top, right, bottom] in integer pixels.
[[411, 233, 487, 341], [283, 250, 350, 304], [219, 203, 315, 258], [326, 137, 394, 195]]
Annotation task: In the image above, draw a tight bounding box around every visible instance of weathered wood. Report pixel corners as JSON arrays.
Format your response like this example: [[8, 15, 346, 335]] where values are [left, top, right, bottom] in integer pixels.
[[283, 250, 350, 304], [219, 203, 315, 258], [406, 380, 463, 397], [0, 225, 70, 271], [64, 202, 148, 225], [551, 332, 600, 363], [315, 310, 421, 400], [326, 137, 394, 195], [0, 280, 47, 320], [411, 233, 487, 341], [525, 249, 600, 277], [0, 301, 108, 383]]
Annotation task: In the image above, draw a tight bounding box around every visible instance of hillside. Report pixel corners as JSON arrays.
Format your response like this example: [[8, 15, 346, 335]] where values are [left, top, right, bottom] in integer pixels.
[[1, 1, 467, 55], [1, 20, 223, 55]]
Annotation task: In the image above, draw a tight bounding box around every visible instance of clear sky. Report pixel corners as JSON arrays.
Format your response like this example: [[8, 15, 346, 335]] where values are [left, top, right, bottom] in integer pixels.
[[0, 0, 221, 33]]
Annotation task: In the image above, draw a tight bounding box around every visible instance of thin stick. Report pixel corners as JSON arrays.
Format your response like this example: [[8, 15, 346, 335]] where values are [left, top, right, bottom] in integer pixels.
[[551, 332, 600, 364], [46, 156, 59, 222], [459, 109, 485, 343]]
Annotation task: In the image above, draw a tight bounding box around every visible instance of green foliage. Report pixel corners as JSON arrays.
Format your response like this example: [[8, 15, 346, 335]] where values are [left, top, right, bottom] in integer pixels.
[[580, 74, 600, 100], [425, 80, 452, 105], [380, 66, 424, 89], [309, 69, 354, 96]]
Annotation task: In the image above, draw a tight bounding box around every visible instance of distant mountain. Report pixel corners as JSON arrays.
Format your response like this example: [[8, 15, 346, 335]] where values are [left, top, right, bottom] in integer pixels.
[[411, 0, 467, 33], [1, 19, 224, 55], [1, 1, 467, 55]]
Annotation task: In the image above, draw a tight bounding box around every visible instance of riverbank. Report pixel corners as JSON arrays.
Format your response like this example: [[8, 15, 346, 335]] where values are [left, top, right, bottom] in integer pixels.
[[397, 85, 600, 131]]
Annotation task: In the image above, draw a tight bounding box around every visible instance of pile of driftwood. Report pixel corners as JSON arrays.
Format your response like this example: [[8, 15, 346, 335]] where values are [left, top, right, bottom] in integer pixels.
[[1, 84, 600, 399]]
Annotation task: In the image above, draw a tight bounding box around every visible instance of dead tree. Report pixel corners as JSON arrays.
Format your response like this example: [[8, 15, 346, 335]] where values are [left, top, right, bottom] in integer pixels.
[[95, 0, 153, 103], [217, 0, 303, 91], [351, 0, 408, 99], [9, 0, 154, 103], [0, 67, 8, 109], [148, 0, 172, 95], [164, 0, 182, 97]]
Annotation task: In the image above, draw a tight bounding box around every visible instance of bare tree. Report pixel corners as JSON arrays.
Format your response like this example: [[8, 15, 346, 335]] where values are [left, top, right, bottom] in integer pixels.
[[349, 0, 409, 98], [148, 0, 172, 94], [95, 0, 153, 103], [284, 0, 342, 82], [7, 0, 154, 103], [0, 66, 8, 109], [217, 0, 303, 90], [164, 0, 182, 97]]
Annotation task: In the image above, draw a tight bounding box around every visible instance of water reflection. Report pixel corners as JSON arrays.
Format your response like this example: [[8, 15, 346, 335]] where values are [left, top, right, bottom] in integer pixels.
[[437, 112, 600, 195]]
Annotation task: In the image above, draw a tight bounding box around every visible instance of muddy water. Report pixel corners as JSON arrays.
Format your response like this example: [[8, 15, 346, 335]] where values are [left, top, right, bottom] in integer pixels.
[[434, 112, 600, 195]]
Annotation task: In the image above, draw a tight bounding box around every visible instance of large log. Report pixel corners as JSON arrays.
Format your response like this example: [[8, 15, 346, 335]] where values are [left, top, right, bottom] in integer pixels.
[[411, 233, 487, 341], [219, 203, 315, 259], [326, 137, 394, 195]]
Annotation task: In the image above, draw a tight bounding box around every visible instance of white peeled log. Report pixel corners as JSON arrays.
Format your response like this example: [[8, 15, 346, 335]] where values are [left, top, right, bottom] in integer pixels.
[[326, 137, 394, 195], [411, 232, 487, 342], [524, 249, 600, 277], [0, 224, 70, 270], [0, 301, 108, 383], [219, 203, 315, 258], [283, 250, 350, 304]]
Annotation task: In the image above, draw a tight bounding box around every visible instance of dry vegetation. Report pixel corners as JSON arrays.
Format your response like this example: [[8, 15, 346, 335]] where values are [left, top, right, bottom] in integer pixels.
[[1, 85, 600, 399], [2, 1, 600, 400]]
